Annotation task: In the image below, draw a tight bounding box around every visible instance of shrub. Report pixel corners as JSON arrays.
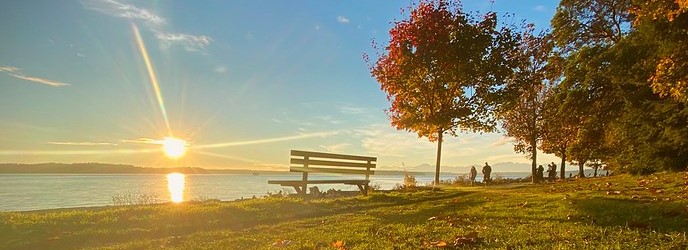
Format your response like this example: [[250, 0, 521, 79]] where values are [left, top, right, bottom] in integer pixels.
[[403, 170, 417, 188]]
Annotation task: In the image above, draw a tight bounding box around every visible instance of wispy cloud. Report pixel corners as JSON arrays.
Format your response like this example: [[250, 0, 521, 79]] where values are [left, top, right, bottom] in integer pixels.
[[83, 0, 211, 52], [490, 137, 514, 147], [320, 143, 351, 153], [214, 66, 227, 73], [534, 5, 547, 12], [83, 0, 165, 26], [120, 138, 161, 145], [0, 66, 19, 72], [340, 106, 374, 115], [337, 16, 350, 24], [154, 31, 212, 51], [48, 141, 117, 146], [0, 66, 70, 87]]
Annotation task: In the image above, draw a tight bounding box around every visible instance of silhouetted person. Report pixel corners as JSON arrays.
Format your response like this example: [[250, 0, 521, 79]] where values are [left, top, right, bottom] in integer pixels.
[[482, 162, 492, 184], [469, 166, 477, 186], [537, 165, 545, 182], [548, 162, 557, 181]]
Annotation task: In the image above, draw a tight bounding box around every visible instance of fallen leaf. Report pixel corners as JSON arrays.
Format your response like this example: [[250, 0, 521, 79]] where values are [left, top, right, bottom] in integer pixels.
[[432, 240, 448, 247], [332, 240, 346, 249]]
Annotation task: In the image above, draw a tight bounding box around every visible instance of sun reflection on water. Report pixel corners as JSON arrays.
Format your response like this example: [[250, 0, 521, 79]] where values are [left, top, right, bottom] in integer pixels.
[[166, 173, 185, 203]]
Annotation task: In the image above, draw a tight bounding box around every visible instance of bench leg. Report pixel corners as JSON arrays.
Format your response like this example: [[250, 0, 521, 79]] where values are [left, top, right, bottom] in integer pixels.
[[292, 186, 303, 195], [356, 184, 369, 195]]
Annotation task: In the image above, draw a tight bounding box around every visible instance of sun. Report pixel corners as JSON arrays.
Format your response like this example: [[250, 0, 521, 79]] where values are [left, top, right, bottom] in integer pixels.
[[161, 137, 187, 159]]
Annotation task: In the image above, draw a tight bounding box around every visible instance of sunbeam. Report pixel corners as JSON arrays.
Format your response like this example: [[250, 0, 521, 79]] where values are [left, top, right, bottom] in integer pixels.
[[132, 23, 172, 136], [0, 132, 337, 157], [192, 131, 339, 149], [194, 150, 259, 163]]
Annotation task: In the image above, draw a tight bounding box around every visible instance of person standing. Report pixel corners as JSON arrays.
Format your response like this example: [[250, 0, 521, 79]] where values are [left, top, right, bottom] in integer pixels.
[[469, 166, 477, 186], [482, 162, 492, 184], [537, 165, 545, 182]]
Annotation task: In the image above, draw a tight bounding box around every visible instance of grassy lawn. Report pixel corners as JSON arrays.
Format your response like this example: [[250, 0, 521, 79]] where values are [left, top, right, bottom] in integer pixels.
[[1, 172, 687, 249]]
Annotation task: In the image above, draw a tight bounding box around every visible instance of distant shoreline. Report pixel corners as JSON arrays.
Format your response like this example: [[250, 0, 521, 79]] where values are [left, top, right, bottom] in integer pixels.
[[0, 163, 435, 176], [1, 162, 601, 177]]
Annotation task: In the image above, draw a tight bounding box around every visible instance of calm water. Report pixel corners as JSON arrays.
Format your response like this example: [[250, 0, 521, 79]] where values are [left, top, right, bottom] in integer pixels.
[[1, 171, 590, 212]]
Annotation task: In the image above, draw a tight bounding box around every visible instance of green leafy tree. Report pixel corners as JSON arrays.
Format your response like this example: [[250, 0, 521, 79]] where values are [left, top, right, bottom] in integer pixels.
[[369, 0, 518, 184], [551, 0, 632, 176], [540, 85, 578, 180], [499, 28, 554, 183], [551, 0, 688, 174]]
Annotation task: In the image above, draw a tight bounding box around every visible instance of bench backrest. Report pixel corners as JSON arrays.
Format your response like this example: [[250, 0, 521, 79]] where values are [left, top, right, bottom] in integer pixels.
[[290, 150, 376, 180]]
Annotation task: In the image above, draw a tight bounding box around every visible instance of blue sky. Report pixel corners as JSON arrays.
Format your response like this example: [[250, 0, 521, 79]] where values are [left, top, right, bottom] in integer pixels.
[[0, 0, 561, 172]]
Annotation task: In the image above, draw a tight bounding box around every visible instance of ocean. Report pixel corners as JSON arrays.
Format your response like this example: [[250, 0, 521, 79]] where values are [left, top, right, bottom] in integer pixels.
[[0, 170, 604, 211]]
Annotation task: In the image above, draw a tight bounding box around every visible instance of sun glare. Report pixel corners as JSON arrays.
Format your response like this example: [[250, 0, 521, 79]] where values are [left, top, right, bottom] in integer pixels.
[[162, 137, 187, 159], [166, 173, 185, 203]]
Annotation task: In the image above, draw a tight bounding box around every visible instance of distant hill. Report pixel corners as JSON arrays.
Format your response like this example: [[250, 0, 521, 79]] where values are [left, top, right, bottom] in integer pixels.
[[0, 163, 273, 174], [0, 163, 440, 176]]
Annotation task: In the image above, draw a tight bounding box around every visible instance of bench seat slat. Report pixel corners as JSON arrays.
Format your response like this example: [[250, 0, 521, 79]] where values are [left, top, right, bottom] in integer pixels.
[[269, 150, 377, 195], [290, 166, 374, 175], [291, 150, 376, 162], [290, 158, 375, 169]]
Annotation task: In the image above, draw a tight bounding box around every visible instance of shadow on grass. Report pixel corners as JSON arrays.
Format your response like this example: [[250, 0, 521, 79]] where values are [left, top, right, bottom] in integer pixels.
[[369, 191, 484, 226], [573, 197, 688, 232]]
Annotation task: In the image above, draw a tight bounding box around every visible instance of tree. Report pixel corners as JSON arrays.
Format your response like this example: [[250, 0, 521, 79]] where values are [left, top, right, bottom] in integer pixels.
[[499, 28, 553, 183], [551, 0, 688, 174], [369, 0, 518, 184], [551, 0, 632, 177], [550, 0, 632, 50], [540, 85, 578, 180], [632, 0, 688, 102]]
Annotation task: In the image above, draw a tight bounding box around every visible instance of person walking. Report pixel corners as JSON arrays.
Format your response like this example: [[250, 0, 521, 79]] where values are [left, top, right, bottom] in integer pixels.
[[482, 162, 492, 184], [469, 166, 477, 186]]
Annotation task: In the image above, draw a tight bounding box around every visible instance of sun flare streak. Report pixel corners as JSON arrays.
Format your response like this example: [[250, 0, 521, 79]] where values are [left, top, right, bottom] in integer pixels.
[[191, 131, 339, 149], [132, 23, 172, 136]]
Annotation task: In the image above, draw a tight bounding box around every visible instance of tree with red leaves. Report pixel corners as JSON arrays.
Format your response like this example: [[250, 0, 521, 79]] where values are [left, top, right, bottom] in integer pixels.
[[369, 0, 519, 184]]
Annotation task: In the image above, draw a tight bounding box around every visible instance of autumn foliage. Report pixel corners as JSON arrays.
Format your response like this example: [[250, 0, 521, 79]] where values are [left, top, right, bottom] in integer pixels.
[[368, 0, 518, 183]]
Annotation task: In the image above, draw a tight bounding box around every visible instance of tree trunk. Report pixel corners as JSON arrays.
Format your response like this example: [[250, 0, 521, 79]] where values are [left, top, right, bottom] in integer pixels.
[[559, 151, 566, 180], [578, 160, 586, 178], [531, 138, 537, 184], [434, 131, 443, 186]]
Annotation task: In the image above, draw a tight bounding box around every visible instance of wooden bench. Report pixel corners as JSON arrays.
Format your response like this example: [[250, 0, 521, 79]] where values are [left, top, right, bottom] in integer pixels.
[[268, 150, 377, 195]]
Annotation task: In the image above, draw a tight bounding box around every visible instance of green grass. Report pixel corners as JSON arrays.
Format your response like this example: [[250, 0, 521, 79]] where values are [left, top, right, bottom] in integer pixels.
[[2, 172, 687, 249]]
